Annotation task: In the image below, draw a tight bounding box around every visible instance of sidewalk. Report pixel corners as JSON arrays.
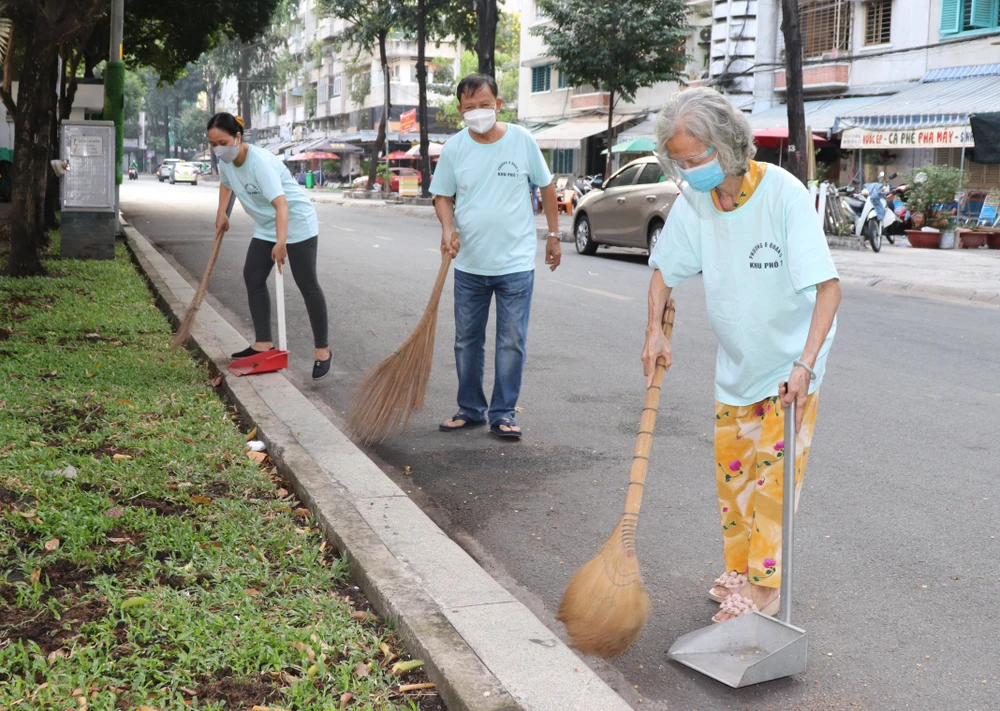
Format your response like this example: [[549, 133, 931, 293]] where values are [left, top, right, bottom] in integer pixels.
[[831, 243, 1000, 306], [124, 220, 634, 711]]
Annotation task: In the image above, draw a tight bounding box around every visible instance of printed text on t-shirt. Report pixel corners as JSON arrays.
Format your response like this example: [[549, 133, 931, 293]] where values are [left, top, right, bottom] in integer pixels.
[[748, 242, 784, 270]]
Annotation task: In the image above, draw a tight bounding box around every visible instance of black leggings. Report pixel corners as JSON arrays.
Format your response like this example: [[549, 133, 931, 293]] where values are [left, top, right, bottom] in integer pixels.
[[243, 237, 329, 349]]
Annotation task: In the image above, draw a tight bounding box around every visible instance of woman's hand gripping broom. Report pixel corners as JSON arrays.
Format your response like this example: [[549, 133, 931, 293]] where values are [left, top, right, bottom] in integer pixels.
[[556, 299, 676, 657], [347, 234, 456, 444]]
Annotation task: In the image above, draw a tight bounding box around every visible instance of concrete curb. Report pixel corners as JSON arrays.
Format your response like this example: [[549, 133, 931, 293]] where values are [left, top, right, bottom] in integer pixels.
[[123, 222, 633, 711], [836, 273, 1000, 305]]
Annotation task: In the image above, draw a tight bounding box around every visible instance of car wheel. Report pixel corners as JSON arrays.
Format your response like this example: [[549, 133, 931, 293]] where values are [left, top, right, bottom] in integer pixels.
[[192, 181, 197, 186], [647, 219, 664, 253], [575, 214, 598, 255]]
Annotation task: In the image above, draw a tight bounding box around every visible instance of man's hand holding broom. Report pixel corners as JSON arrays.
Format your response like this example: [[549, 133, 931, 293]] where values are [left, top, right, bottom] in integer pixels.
[[441, 230, 460, 258]]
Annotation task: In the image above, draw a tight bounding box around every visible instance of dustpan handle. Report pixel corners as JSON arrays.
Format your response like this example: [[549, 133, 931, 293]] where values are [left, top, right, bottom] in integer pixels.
[[275, 268, 287, 352], [779, 399, 796, 626]]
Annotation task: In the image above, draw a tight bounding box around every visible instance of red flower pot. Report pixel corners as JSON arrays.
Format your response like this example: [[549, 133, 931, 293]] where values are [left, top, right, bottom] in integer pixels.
[[958, 230, 987, 249], [986, 232, 1000, 250], [905, 230, 941, 249]]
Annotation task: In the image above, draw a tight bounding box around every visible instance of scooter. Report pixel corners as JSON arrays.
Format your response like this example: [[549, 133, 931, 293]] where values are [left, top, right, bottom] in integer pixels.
[[128, 167, 138, 180], [854, 171, 898, 253]]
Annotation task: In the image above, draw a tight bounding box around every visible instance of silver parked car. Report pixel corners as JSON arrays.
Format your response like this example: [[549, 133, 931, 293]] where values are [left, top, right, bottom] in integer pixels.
[[573, 156, 682, 255]]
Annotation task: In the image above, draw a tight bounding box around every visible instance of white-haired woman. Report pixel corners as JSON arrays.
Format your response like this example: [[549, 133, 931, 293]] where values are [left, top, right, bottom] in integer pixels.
[[641, 87, 841, 624]]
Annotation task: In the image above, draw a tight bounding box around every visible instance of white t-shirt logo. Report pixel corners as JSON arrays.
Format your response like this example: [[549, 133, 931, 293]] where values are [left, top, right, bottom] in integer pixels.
[[748, 242, 784, 270], [244, 181, 261, 196], [496, 160, 520, 178]]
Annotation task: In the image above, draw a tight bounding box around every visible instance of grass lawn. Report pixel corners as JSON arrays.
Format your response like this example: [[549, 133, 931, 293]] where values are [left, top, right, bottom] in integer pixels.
[[0, 239, 442, 711]]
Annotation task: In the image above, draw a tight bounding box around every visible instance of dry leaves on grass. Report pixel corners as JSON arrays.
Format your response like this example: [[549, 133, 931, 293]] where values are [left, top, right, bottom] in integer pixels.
[[43, 538, 60, 551], [354, 662, 371, 678]]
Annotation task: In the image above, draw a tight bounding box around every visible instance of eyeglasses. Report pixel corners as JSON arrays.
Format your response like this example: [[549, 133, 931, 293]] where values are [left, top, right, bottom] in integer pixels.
[[655, 145, 716, 171]]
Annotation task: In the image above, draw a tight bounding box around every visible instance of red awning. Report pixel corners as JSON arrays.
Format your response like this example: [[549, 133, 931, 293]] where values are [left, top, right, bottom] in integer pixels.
[[754, 127, 831, 148]]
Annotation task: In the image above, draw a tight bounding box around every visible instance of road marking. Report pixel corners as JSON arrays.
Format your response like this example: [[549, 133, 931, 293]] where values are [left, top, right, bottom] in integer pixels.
[[424, 248, 439, 254], [550, 279, 633, 301], [374, 235, 394, 241], [334, 225, 356, 233]]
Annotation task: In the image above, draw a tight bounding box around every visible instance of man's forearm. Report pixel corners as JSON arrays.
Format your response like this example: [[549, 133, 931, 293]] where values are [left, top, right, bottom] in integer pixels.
[[647, 270, 672, 330], [800, 279, 841, 367], [434, 196, 456, 234], [540, 183, 559, 233]]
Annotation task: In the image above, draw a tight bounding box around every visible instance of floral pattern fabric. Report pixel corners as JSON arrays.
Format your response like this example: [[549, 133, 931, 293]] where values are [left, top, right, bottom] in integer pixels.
[[714, 392, 819, 588]]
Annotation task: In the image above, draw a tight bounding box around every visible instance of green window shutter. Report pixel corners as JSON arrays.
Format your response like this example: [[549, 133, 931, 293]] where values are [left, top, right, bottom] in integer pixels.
[[969, 0, 998, 27], [939, 0, 962, 33]]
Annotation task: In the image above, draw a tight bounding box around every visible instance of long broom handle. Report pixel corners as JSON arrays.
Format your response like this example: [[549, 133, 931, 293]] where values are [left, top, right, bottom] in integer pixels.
[[620, 300, 675, 547], [423, 232, 457, 316], [276, 268, 287, 352], [171, 193, 237, 348]]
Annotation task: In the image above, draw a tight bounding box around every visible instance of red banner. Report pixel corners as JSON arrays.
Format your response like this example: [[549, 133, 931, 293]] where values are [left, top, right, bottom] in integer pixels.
[[400, 109, 417, 135]]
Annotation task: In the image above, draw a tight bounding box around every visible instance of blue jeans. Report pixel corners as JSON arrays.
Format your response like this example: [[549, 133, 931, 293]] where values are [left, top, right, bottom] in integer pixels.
[[453, 268, 534, 425]]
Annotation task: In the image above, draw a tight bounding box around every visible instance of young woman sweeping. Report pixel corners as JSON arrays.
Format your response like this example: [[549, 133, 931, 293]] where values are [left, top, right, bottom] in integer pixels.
[[207, 113, 332, 379]]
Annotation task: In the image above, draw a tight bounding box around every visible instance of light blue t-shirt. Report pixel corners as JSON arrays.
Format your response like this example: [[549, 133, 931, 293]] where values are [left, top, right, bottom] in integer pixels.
[[649, 165, 840, 406], [429, 125, 553, 276], [220, 145, 319, 244]]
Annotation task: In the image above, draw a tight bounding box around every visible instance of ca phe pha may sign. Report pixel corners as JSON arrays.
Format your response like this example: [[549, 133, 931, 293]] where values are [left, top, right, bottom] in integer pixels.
[[841, 127, 975, 150]]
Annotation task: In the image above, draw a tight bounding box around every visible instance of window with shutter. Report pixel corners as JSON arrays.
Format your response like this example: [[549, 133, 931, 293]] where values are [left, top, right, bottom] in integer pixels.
[[333, 76, 342, 97], [531, 65, 551, 93], [940, 0, 963, 33], [969, 0, 998, 27], [864, 0, 892, 45]]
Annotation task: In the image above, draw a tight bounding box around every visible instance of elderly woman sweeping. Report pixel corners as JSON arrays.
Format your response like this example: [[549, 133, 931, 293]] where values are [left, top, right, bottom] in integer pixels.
[[642, 87, 841, 624]]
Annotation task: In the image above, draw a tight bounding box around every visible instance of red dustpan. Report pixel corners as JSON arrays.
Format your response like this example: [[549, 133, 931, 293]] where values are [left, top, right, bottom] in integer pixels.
[[228, 268, 291, 376]]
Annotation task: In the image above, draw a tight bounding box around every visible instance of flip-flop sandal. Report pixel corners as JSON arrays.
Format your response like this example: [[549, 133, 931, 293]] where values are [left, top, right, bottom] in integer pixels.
[[711, 592, 779, 624], [708, 570, 748, 603], [490, 417, 522, 440], [439, 413, 486, 432]]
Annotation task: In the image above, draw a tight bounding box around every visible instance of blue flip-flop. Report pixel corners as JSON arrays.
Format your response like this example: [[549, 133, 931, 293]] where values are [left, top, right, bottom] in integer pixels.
[[489, 417, 522, 440], [439, 413, 487, 432]]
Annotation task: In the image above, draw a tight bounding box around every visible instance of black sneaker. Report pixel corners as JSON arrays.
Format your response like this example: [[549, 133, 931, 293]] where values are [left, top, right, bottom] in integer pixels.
[[312, 353, 333, 380], [231, 346, 275, 360]]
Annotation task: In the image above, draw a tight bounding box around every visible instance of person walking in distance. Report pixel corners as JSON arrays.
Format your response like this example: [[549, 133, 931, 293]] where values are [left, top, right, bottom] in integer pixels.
[[430, 74, 562, 439], [207, 113, 333, 380]]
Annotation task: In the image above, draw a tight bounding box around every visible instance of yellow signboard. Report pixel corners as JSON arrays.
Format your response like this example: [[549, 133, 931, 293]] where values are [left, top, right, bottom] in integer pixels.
[[399, 175, 419, 197]]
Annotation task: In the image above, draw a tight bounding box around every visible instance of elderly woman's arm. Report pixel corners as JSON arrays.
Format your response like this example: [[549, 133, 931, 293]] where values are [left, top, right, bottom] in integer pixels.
[[641, 269, 674, 388], [780, 277, 842, 430]]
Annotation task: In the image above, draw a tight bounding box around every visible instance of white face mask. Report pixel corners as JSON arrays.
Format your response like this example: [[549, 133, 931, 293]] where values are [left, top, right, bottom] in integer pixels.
[[463, 107, 497, 135], [213, 139, 240, 164]]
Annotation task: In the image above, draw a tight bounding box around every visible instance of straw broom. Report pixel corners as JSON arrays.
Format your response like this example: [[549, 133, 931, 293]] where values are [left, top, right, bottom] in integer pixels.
[[172, 193, 236, 349], [348, 238, 455, 444], [557, 299, 676, 657]]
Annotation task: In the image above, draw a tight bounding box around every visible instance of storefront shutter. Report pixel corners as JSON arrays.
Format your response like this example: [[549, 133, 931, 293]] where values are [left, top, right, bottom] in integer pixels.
[[969, 0, 998, 27], [939, 0, 962, 33]]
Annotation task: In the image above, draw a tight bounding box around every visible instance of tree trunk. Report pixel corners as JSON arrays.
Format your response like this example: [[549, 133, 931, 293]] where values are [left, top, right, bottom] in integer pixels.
[[163, 106, 171, 160], [475, 0, 499, 78], [780, 0, 807, 183], [173, 96, 181, 157], [367, 30, 390, 193], [209, 80, 220, 175], [7, 31, 59, 277], [239, 42, 253, 130], [44, 94, 61, 230], [417, 0, 431, 198], [604, 90, 616, 179]]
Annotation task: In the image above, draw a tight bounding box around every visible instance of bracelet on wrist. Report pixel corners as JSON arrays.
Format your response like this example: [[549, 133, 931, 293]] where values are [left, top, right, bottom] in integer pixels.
[[793, 360, 817, 381]]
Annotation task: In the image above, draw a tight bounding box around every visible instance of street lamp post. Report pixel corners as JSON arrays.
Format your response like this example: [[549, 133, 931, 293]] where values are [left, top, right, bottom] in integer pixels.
[[109, 0, 125, 233]]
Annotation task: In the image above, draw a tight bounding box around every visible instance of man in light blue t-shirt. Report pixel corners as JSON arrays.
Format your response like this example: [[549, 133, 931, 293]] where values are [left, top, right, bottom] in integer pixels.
[[430, 74, 561, 440]]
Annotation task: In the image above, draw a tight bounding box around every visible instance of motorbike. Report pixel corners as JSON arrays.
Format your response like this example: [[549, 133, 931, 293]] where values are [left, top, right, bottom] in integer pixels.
[[128, 167, 138, 180], [853, 171, 898, 253]]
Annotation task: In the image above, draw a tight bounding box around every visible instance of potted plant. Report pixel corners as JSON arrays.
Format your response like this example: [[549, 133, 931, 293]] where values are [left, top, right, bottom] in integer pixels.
[[957, 225, 987, 248], [902, 166, 965, 249]]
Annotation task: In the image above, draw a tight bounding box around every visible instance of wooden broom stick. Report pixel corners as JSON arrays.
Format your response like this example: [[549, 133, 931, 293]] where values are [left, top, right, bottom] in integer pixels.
[[557, 299, 676, 657], [172, 192, 236, 349]]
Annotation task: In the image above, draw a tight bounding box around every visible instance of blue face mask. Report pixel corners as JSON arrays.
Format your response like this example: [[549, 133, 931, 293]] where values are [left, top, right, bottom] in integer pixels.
[[677, 150, 726, 192]]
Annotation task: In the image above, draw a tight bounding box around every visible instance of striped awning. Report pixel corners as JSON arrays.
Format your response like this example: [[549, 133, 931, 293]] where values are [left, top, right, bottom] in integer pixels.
[[835, 65, 1000, 133]]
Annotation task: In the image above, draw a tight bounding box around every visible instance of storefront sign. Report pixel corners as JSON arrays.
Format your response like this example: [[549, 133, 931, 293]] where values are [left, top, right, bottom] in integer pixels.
[[400, 109, 417, 135], [841, 127, 975, 149]]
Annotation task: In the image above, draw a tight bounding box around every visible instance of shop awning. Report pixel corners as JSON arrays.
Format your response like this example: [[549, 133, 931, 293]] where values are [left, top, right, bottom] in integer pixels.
[[610, 137, 656, 153], [747, 96, 887, 135], [0, 147, 12, 163], [834, 65, 1000, 132], [532, 115, 631, 150]]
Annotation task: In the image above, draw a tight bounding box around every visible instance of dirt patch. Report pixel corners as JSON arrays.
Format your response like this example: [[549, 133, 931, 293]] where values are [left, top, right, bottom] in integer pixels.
[[0, 598, 108, 655], [43, 559, 92, 592], [36, 402, 106, 434], [204, 481, 230, 497], [131, 497, 187, 516], [195, 674, 282, 706], [94, 442, 145, 459], [0, 486, 34, 508]]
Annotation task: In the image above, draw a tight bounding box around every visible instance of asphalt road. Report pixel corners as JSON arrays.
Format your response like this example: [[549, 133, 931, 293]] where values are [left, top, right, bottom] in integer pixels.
[[123, 176, 1000, 711]]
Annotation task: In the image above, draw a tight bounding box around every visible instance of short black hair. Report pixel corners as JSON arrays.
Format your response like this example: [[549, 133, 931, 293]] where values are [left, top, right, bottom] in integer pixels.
[[206, 112, 244, 137], [456, 74, 499, 103]]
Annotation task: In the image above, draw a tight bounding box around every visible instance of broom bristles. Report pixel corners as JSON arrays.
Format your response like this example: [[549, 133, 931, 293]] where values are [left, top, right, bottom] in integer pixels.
[[557, 517, 649, 657], [348, 253, 452, 444]]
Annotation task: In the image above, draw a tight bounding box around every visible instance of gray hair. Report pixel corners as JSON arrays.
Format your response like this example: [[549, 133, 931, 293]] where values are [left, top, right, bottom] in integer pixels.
[[654, 87, 756, 176]]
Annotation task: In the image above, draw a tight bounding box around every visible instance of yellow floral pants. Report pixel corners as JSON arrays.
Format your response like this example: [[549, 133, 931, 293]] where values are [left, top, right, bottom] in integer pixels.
[[714, 393, 819, 588]]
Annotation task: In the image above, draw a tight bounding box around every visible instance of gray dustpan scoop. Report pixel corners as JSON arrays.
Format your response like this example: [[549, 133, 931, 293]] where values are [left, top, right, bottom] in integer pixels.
[[668, 401, 808, 688]]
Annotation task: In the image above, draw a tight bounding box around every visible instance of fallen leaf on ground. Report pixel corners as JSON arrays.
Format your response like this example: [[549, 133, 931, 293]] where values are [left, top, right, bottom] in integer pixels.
[[351, 610, 375, 622], [291, 641, 316, 661], [104, 507, 124, 518], [245, 426, 258, 441], [211, 375, 223, 387], [107, 537, 133, 544], [354, 663, 371, 678], [276, 487, 289, 498], [121, 596, 151, 611], [30, 569, 41, 584], [43, 538, 60, 552], [399, 683, 436, 693], [190, 495, 212, 505], [391, 659, 425, 676], [112, 453, 132, 462], [293, 507, 310, 519], [339, 692, 353, 708], [247, 451, 268, 464]]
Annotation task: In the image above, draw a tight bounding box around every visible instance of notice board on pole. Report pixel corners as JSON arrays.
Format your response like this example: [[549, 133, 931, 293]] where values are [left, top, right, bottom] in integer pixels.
[[61, 120, 115, 211]]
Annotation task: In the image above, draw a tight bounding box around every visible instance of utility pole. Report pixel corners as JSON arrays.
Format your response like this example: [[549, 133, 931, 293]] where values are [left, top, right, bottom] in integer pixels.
[[780, 0, 807, 183], [108, 0, 125, 233]]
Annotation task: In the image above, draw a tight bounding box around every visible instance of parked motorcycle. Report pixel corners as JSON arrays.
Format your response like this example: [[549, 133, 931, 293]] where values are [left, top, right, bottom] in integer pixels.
[[853, 171, 898, 253]]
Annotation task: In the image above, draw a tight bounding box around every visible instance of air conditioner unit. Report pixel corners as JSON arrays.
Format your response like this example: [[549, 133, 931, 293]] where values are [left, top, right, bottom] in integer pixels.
[[699, 27, 712, 43]]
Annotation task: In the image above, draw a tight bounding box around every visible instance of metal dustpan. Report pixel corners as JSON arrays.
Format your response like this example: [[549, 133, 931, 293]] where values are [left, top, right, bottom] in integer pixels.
[[228, 269, 291, 376], [669, 402, 807, 688]]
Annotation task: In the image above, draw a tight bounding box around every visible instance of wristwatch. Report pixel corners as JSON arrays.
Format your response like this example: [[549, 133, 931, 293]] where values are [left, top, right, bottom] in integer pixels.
[[546, 231, 562, 240]]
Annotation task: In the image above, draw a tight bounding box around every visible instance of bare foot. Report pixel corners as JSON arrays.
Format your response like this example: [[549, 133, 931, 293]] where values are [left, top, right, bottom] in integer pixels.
[[712, 582, 779, 623]]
